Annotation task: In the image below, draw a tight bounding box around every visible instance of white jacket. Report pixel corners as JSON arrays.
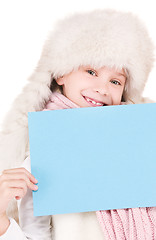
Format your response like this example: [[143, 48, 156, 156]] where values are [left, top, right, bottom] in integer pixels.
[[0, 156, 104, 240]]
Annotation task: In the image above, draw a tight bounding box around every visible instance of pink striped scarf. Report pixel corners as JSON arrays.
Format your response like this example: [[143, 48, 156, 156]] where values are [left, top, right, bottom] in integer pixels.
[[44, 91, 156, 239]]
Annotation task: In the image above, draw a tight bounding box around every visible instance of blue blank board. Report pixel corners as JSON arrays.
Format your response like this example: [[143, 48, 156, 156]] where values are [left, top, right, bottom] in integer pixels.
[[28, 103, 156, 216]]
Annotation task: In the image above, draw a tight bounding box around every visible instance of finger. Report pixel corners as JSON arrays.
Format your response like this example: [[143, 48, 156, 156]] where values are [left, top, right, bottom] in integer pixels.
[[8, 187, 27, 200], [15, 196, 21, 200], [6, 179, 38, 192], [8, 180, 28, 196], [2, 168, 38, 183], [1, 173, 38, 191]]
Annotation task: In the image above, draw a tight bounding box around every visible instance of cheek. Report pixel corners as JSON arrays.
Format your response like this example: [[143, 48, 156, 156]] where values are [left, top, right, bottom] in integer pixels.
[[111, 88, 124, 103], [74, 78, 91, 90], [64, 78, 86, 95]]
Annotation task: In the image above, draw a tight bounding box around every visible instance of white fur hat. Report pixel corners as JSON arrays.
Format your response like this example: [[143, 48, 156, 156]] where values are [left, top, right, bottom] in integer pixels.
[[0, 8, 155, 170], [37, 8, 155, 102]]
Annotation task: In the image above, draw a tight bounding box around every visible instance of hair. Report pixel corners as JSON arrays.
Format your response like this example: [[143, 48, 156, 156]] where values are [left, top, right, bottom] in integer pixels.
[[50, 77, 63, 93]]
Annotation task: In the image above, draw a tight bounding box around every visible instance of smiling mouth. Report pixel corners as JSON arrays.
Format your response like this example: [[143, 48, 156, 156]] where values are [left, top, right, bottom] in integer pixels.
[[83, 96, 107, 107]]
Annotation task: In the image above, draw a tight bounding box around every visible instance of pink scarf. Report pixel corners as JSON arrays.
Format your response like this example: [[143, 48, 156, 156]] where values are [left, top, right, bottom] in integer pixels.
[[44, 91, 156, 239]]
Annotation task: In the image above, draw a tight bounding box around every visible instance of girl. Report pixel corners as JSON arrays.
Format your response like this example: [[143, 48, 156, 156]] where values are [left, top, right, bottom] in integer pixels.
[[0, 8, 156, 239]]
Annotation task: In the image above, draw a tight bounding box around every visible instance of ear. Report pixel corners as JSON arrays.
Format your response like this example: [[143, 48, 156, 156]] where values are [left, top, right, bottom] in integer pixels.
[[55, 76, 64, 86]]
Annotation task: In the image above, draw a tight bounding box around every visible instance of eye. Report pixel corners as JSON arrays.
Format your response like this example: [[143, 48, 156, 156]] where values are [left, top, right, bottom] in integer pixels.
[[111, 80, 121, 85], [87, 69, 97, 76]]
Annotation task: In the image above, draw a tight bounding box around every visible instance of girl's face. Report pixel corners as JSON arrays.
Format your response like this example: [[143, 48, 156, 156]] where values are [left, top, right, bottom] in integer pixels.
[[56, 65, 126, 107]]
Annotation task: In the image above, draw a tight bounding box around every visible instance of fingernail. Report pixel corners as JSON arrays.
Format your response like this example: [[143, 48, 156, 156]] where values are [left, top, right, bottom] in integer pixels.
[[34, 185, 38, 190], [33, 189, 38, 192], [34, 178, 38, 183]]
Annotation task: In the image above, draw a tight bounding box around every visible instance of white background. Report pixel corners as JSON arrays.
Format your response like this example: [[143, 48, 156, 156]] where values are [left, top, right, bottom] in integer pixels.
[[0, 0, 156, 130]]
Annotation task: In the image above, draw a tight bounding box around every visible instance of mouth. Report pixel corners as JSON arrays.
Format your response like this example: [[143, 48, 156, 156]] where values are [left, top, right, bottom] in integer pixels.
[[82, 95, 107, 107]]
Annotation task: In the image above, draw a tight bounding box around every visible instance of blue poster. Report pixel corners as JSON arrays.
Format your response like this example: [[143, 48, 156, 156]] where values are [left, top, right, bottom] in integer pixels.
[[28, 103, 156, 216]]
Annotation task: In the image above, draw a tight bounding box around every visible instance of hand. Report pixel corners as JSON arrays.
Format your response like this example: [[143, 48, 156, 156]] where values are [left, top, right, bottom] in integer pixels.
[[0, 167, 38, 217]]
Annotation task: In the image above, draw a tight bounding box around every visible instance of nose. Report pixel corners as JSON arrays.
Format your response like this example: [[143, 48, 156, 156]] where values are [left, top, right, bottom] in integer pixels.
[[94, 82, 109, 96]]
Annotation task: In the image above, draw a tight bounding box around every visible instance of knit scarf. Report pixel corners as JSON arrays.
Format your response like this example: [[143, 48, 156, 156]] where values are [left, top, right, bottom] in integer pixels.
[[44, 91, 156, 239]]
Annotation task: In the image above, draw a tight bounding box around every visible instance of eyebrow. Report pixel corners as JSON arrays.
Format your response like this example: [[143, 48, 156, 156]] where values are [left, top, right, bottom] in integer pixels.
[[115, 72, 126, 77]]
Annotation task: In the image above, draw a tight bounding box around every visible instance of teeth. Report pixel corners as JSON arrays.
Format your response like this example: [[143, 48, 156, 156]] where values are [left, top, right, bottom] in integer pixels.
[[85, 97, 103, 106]]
